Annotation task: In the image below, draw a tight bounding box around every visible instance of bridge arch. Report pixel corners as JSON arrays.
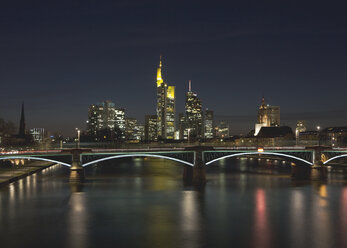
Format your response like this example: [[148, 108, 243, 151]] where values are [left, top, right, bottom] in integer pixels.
[[0, 156, 72, 167], [81, 154, 194, 167], [323, 154, 347, 165], [205, 152, 313, 166]]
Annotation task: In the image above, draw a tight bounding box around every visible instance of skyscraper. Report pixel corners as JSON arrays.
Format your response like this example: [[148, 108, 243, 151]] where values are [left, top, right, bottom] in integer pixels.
[[156, 56, 175, 140], [144, 115, 157, 142], [18, 102, 26, 138], [87, 101, 125, 141], [178, 113, 186, 140], [204, 109, 214, 139], [185, 80, 203, 140], [254, 97, 280, 136]]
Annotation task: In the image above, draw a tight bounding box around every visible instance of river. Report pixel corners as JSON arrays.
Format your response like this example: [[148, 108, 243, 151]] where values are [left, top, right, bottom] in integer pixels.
[[0, 157, 347, 248]]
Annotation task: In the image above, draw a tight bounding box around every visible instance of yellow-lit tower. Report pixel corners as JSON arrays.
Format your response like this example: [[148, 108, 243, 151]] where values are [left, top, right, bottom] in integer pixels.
[[156, 56, 175, 139]]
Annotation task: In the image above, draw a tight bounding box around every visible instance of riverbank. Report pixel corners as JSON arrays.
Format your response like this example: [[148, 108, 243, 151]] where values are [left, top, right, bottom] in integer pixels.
[[0, 161, 55, 187]]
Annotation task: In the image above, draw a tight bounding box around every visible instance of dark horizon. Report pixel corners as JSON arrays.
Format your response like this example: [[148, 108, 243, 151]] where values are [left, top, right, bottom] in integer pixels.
[[1, 0, 347, 136]]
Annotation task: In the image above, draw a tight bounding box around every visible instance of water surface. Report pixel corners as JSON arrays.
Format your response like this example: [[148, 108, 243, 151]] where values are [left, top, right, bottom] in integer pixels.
[[1, 158, 347, 248]]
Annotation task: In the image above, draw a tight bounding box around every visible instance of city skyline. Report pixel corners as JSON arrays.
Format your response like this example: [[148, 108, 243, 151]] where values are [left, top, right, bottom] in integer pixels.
[[2, 57, 347, 137], [1, 1, 347, 135]]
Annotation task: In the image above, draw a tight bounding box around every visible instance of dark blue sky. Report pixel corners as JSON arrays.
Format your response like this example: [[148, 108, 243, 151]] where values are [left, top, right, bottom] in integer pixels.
[[1, 0, 347, 136]]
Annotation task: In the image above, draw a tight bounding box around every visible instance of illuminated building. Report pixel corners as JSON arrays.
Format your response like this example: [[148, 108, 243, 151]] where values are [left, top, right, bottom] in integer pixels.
[[125, 118, 144, 142], [145, 115, 157, 141], [136, 125, 145, 141], [156, 56, 175, 140], [320, 127, 347, 147], [215, 121, 229, 139], [30, 128, 45, 143], [184, 80, 203, 140], [204, 109, 214, 139], [125, 118, 137, 141], [87, 101, 125, 140], [178, 113, 186, 140], [295, 120, 307, 138], [254, 97, 280, 136], [115, 108, 126, 136]]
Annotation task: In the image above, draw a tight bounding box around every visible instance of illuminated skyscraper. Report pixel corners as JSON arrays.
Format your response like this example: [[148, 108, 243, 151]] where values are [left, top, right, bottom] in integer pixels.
[[254, 97, 280, 136], [204, 109, 214, 139], [185, 80, 203, 140], [156, 56, 175, 139], [145, 115, 157, 141], [87, 101, 125, 140]]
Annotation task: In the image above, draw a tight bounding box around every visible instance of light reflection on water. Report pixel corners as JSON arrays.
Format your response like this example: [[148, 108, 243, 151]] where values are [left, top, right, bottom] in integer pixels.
[[0, 159, 347, 248]]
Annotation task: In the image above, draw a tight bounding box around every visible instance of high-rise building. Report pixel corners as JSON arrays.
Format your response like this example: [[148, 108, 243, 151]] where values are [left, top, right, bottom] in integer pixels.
[[87, 101, 125, 140], [204, 109, 214, 139], [115, 108, 126, 139], [30, 128, 45, 143], [145, 115, 157, 141], [125, 117, 137, 141], [18, 102, 26, 138], [254, 97, 280, 136], [178, 113, 186, 140], [134, 124, 145, 142], [156, 56, 175, 140], [185, 80, 203, 140]]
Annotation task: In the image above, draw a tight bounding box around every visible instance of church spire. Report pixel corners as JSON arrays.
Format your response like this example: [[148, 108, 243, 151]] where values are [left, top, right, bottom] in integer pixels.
[[18, 102, 26, 138]]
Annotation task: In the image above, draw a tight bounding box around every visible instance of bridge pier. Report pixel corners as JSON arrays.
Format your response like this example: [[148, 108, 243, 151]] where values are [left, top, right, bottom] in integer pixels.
[[291, 146, 328, 181], [311, 147, 328, 181], [192, 150, 206, 185], [69, 149, 84, 183], [183, 166, 193, 184]]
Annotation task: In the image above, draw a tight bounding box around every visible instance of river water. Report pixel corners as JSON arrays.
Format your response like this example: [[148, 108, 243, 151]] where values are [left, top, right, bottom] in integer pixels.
[[1, 157, 347, 248]]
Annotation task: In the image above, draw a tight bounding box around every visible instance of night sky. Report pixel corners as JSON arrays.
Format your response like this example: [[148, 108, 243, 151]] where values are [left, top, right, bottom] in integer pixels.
[[1, 0, 347, 136]]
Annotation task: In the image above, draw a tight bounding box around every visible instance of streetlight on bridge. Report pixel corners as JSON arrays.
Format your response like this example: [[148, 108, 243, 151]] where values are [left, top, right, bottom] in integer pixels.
[[316, 125, 321, 146]]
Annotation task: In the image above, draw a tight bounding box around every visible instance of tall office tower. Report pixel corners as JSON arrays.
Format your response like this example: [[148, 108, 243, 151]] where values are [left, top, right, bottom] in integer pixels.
[[87, 101, 125, 140], [156, 56, 175, 140], [125, 117, 138, 141], [254, 97, 280, 136], [115, 108, 126, 139], [18, 102, 26, 138], [145, 115, 157, 141], [185, 80, 203, 139], [204, 109, 214, 139], [178, 113, 186, 140], [134, 124, 145, 142]]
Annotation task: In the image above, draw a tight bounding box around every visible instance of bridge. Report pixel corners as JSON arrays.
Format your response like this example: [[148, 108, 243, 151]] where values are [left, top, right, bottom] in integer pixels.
[[1, 146, 347, 183]]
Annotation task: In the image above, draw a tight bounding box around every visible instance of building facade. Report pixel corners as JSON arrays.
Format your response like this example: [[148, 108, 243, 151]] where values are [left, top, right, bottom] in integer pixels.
[[204, 109, 214, 139], [87, 100, 125, 141], [185, 80, 203, 140], [295, 120, 307, 138], [215, 121, 229, 139], [30, 128, 45, 143], [156, 56, 175, 140], [254, 97, 280, 136], [144, 115, 157, 142]]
